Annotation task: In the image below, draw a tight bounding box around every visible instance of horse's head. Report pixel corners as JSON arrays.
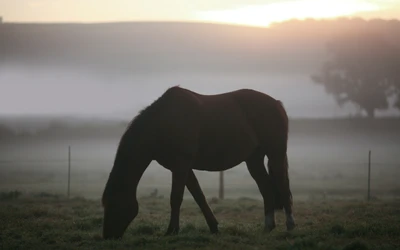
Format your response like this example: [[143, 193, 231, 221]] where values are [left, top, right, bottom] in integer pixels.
[[102, 174, 139, 240], [101, 111, 153, 239]]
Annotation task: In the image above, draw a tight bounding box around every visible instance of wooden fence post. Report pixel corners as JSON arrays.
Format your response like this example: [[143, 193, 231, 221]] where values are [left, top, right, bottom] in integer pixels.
[[367, 150, 371, 201], [68, 146, 71, 198], [219, 171, 224, 200]]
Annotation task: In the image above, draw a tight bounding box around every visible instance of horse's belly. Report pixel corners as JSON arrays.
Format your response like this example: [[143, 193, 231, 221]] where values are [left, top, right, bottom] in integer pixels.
[[192, 158, 244, 171], [193, 139, 256, 171]]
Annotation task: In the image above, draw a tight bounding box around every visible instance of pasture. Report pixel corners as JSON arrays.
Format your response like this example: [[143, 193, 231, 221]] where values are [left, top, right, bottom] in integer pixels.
[[1, 118, 400, 200], [1, 118, 400, 249], [1, 193, 399, 250]]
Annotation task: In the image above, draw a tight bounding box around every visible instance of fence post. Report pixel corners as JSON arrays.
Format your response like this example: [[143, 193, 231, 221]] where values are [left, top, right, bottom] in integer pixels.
[[68, 146, 71, 198], [367, 150, 371, 201], [219, 171, 224, 200]]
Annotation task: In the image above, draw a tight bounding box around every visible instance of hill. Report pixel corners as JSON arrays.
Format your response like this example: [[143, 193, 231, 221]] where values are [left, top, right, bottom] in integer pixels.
[[1, 18, 399, 76]]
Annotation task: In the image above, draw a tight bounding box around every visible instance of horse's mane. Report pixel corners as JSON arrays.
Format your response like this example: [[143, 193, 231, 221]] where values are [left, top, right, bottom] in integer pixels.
[[103, 86, 179, 203], [118, 86, 180, 149], [103, 86, 181, 206]]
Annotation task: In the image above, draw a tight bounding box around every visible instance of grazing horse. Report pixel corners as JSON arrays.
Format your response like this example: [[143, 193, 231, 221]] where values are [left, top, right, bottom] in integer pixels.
[[102, 86, 295, 239]]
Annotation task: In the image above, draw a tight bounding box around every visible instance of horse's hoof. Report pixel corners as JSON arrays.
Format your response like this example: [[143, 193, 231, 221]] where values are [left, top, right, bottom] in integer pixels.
[[164, 228, 179, 236], [285, 213, 296, 231], [264, 223, 276, 233], [286, 221, 296, 231], [210, 227, 219, 234], [264, 215, 276, 233]]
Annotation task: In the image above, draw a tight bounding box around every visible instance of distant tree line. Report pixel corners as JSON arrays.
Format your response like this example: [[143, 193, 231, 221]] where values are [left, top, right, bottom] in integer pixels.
[[311, 24, 400, 118]]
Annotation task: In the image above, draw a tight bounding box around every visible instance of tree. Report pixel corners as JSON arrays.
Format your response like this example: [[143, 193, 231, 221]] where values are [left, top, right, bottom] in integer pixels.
[[311, 32, 399, 118]]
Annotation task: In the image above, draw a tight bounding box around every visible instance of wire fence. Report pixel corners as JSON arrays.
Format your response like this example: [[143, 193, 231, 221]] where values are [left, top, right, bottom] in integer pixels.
[[1, 148, 399, 201]]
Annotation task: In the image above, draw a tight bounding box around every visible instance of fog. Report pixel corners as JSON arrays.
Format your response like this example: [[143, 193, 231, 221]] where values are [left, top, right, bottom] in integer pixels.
[[1, 118, 399, 200], [2, 20, 399, 122], [0, 67, 356, 118], [1, 20, 400, 201]]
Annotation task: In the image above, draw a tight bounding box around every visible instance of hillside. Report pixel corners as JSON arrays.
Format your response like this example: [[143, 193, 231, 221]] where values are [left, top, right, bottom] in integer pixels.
[[1, 18, 399, 76]]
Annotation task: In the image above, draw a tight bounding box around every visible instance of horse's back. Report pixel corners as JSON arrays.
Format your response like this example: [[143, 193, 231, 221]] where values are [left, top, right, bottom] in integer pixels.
[[230, 89, 288, 141], [154, 87, 288, 170]]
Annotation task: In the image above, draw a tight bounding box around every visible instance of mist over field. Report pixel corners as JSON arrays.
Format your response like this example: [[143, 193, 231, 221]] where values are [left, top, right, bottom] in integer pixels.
[[1, 116, 400, 200], [1, 19, 400, 120], [1, 19, 400, 201]]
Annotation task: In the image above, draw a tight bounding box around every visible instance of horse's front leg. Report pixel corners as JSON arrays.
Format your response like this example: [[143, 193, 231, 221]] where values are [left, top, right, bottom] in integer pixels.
[[186, 169, 219, 234], [165, 167, 189, 235]]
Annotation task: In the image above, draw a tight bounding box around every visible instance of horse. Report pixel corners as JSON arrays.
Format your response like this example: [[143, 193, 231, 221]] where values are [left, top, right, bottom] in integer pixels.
[[101, 86, 295, 239]]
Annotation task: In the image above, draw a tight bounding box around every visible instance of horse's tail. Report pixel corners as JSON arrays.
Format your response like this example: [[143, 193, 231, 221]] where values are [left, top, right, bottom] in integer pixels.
[[268, 100, 292, 210], [268, 155, 292, 211]]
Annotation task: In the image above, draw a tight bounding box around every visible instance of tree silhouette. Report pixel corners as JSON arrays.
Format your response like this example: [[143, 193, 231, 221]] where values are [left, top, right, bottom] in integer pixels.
[[311, 32, 399, 118]]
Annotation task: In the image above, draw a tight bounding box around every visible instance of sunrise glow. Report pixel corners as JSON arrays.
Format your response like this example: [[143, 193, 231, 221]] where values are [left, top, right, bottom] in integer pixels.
[[196, 0, 380, 27]]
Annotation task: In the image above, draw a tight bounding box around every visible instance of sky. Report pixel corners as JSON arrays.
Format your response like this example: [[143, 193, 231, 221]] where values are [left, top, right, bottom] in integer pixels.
[[1, 0, 399, 26]]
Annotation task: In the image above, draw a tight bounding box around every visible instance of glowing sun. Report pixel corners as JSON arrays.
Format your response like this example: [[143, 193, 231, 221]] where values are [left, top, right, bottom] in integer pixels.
[[196, 0, 380, 27]]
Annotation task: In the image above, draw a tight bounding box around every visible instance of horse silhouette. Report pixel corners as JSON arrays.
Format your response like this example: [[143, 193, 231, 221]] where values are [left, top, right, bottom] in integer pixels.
[[102, 86, 295, 239]]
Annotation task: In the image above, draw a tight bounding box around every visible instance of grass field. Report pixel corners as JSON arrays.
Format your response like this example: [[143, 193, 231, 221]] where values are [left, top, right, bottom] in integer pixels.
[[1, 118, 399, 249], [1, 118, 400, 200], [1, 192, 399, 250]]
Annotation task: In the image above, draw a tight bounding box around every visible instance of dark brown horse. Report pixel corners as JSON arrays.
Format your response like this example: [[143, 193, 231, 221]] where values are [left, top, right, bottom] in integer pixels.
[[102, 86, 295, 239]]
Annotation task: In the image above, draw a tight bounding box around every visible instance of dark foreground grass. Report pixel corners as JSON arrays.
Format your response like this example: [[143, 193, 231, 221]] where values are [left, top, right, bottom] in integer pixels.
[[0, 193, 399, 250]]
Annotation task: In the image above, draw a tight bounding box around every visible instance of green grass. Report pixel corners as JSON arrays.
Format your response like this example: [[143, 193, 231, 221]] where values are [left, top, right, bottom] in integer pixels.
[[0, 193, 399, 250]]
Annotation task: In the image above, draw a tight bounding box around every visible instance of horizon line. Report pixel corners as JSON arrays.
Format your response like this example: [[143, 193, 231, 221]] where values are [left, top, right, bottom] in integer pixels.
[[1, 16, 399, 26]]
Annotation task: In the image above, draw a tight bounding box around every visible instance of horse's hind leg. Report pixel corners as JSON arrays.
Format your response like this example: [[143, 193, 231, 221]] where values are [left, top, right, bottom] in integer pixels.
[[268, 155, 296, 231], [186, 170, 219, 234], [246, 152, 276, 232]]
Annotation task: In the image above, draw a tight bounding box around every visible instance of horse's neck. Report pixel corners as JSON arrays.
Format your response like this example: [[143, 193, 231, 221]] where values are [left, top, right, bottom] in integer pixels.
[[111, 138, 152, 194], [111, 112, 157, 193]]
